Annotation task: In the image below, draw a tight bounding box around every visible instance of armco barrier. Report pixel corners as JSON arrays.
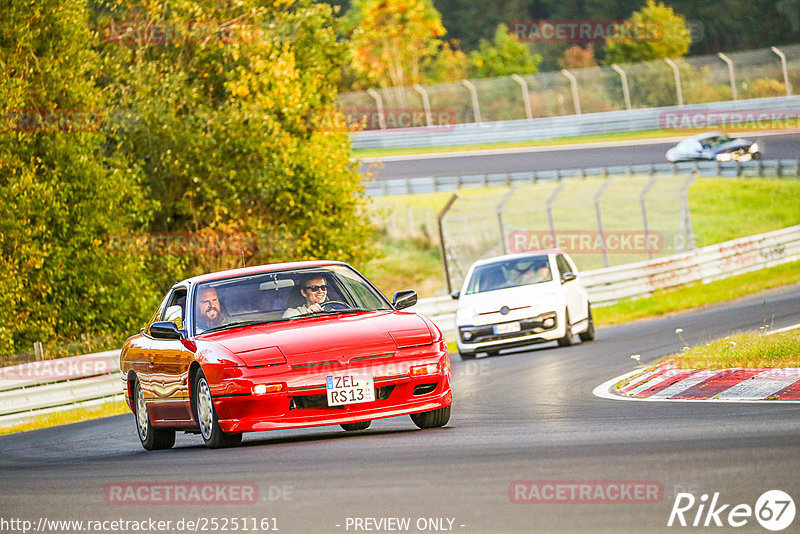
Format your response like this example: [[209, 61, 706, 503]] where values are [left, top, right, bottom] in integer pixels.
[[0, 350, 122, 427], [352, 95, 800, 150], [366, 158, 800, 196], [2, 226, 798, 427]]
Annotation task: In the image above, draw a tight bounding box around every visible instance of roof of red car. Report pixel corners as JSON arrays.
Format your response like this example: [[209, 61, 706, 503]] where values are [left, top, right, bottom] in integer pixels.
[[185, 260, 346, 285]]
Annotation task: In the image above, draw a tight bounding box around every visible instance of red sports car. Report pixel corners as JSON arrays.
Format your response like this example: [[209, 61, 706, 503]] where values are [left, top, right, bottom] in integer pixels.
[[120, 261, 452, 449]]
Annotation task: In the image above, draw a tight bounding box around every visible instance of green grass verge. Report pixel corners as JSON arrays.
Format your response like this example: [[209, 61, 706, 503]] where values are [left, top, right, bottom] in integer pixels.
[[664, 329, 800, 370], [0, 400, 129, 436], [593, 260, 800, 326]]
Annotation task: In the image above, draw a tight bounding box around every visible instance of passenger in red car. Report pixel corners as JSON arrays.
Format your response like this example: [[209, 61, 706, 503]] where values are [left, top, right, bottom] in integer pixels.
[[283, 276, 328, 318]]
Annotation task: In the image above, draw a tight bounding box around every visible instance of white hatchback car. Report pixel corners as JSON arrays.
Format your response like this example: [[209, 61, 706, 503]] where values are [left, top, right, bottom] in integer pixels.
[[452, 250, 594, 359]]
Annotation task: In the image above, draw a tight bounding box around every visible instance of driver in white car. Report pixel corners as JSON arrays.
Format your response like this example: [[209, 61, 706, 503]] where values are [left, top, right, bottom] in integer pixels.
[[283, 275, 329, 318]]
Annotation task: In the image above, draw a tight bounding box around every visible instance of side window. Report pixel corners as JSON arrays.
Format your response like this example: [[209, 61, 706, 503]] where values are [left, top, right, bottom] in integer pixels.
[[163, 288, 187, 330]]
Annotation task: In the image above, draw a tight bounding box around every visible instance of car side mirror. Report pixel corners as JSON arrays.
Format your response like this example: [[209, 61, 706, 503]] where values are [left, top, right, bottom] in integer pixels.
[[150, 321, 185, 340], [450, 291, 460, 300], [392, 290, 417, 310], [561, 272, 577, 284]]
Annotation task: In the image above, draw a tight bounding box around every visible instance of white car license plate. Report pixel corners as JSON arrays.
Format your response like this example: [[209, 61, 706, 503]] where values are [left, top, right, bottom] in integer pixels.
[[494, 322, 521, 335], [326, 373, 375, 406]]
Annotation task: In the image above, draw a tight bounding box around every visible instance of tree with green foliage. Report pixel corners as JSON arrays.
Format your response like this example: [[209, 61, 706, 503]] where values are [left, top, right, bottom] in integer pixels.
[[470, 24, 542, 78], [95, 0, 375, 292], [0, 0, 155, 355], [344, 0, 447, 89], [604, 0, 691, 64]]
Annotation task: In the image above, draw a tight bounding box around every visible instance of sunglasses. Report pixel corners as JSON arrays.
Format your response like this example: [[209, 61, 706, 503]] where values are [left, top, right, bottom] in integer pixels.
[[305, 285, 328, 292]]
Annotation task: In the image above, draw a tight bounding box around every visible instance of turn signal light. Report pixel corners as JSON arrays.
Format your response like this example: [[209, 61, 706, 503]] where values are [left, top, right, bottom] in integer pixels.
[[253, 383, 283, 395], [410, 363, 438, 376]]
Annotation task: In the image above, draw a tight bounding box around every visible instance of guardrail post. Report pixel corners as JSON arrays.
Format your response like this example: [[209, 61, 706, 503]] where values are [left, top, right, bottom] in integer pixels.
[[611, 64, 632, 111], [413, 84, 434, 127], [366, 89, 386, 130], [511, 74, 533, 120], [34, 341, 44, 361], [437, 194, 459, 294], [594, 178, 613, 267], [664, 58, 684, 107], [770, 46, 793, 96], [717, 53, 737, 100], [461, 79, 482, 123], [561, 69, 581, 115]]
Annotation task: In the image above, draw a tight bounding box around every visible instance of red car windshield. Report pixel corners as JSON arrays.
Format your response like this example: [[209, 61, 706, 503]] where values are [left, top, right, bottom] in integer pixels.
[[192, 265, 391, 335]]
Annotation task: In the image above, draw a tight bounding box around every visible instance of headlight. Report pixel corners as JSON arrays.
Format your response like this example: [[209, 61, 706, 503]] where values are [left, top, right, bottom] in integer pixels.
[[456, 306, 477, 324], [716, 152, 732, 161], [749, 142, 759, 153]]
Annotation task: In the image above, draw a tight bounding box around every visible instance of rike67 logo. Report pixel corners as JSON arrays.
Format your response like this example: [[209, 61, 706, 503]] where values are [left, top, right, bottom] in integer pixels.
[[668, 490, 795, 531]]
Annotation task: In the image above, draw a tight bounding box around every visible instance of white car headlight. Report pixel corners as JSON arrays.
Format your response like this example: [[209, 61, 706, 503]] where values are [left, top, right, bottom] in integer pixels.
[[456, 306, 478, 324], [749, 142, 759, 153]]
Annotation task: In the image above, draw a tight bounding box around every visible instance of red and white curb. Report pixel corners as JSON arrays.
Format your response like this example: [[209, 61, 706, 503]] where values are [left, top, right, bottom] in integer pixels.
[[594, 324, 800, 403], [595, 365, 800, 403]]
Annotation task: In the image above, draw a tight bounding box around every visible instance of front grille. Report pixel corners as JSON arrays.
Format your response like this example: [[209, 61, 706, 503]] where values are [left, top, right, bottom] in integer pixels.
[[460, 313, 557, 344]]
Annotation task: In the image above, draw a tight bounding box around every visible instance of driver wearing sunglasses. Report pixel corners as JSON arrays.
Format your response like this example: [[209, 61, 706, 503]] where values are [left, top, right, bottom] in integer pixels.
[[283, 275, 330, 318]]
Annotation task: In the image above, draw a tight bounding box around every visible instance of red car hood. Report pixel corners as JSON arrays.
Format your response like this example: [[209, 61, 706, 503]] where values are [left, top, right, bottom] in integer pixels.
[[200, 311, 435, 367]]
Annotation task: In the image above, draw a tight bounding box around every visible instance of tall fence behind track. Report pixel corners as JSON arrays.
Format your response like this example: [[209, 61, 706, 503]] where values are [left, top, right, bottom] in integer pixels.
[[342, 44, 800, 144]]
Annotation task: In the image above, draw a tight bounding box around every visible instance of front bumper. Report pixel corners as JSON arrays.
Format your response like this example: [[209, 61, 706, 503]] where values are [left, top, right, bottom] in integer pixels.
[[211, 355, 452, 433], [457, 311, 560, 353]]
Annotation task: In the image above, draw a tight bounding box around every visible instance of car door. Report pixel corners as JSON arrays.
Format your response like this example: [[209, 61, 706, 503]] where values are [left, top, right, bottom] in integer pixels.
[[556, 254, 588, 325], [146, 286, 196, 424]]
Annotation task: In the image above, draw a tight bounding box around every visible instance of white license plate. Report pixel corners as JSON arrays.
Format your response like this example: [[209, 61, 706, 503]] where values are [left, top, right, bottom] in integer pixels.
[[494, 322, 521, 335], [326, 373, 375, 406]]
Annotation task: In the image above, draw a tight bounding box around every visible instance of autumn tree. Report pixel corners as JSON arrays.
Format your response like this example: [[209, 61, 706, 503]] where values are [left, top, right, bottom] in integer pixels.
[[345, 0, 447, 89], [604, 0, 691, 64], [0, 0, 154, 355], [470, 24, 542, 78], [96, 0, 375, 292]]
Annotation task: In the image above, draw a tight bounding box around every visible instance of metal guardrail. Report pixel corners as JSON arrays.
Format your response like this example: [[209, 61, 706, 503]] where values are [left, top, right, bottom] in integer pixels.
[[0, 350, 122, 427], [366, 157, 800, 196], [412, 225, 800, 340], [353, 95, 800, 151], [2, 225, 798, 427]]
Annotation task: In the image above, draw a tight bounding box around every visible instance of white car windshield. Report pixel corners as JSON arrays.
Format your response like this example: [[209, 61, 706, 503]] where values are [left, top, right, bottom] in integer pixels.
[[465, 256, 553, 295], [193, 265, 391, 335]]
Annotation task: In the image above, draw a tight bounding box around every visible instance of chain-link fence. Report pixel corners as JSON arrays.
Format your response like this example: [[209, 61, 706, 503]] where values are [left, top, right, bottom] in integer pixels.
[[404, 175, 697, 293], [339, 44, 800, 129]]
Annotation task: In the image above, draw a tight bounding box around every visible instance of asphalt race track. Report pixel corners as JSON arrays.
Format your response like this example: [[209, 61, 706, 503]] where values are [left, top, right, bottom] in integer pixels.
[[358, 132, 799, 180], [1, 285, 799, 533]]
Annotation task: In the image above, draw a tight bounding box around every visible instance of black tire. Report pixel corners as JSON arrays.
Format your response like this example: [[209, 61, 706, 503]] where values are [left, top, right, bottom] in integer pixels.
[[579, 305, 595, 342], [459, 350, 476, 361], [557, 311, 574, 347], [133, 378, 175, 451], [193, 370, 242, 449], [341, 421, 371, 431], [410, 404, 451, 429]]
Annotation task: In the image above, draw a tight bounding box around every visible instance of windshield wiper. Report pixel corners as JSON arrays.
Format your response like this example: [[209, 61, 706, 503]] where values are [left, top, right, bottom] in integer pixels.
[[199, 319, 270, 334], [287, 307, 368, 319]]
